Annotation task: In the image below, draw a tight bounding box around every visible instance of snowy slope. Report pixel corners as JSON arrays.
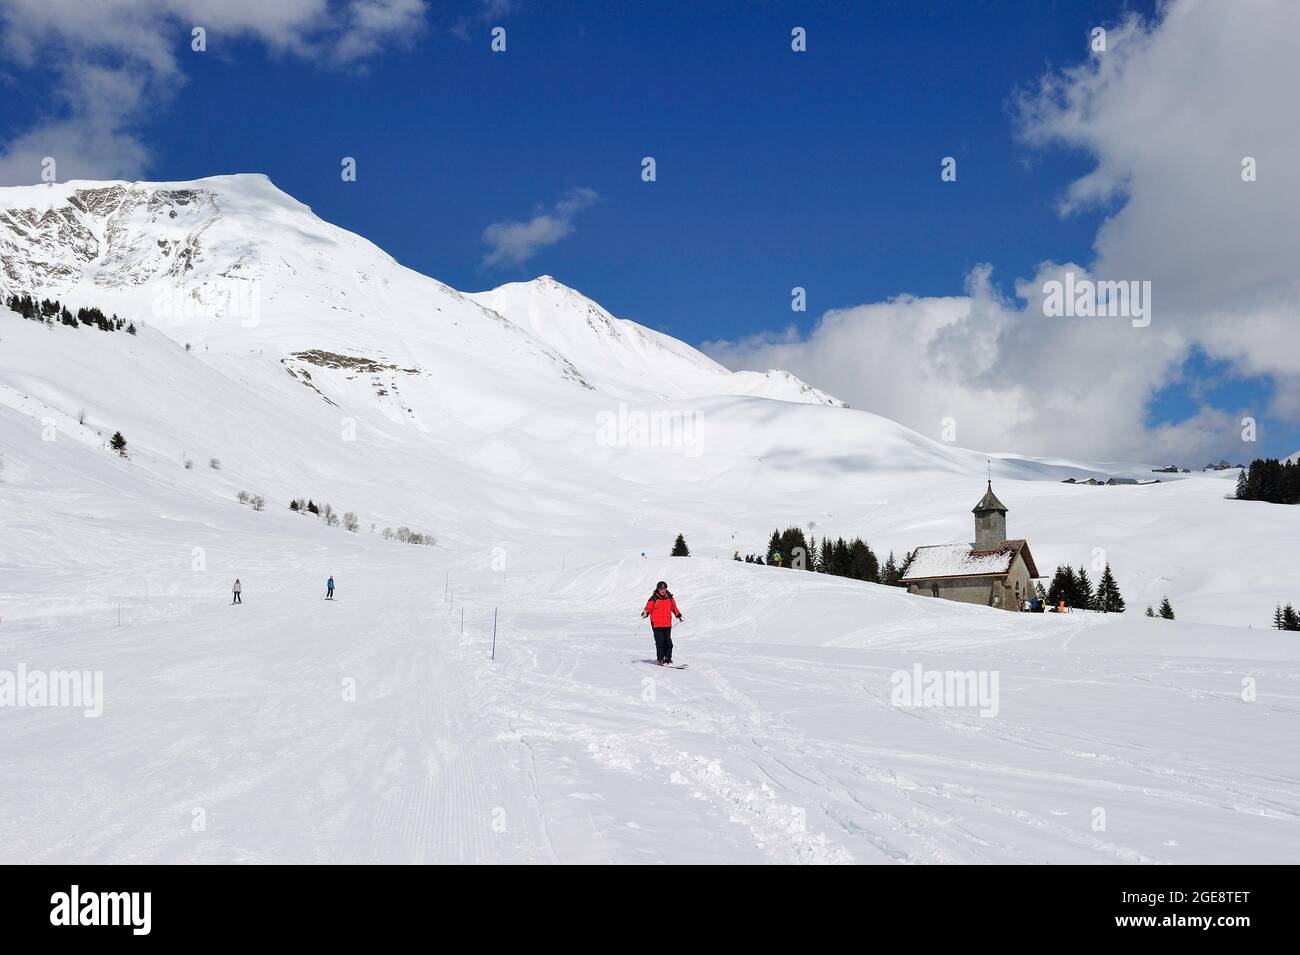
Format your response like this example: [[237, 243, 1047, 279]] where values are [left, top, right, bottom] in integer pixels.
[[467, 275, 845, 405], [2, 174, 1299, 864], [1, 433, 1296, 863]]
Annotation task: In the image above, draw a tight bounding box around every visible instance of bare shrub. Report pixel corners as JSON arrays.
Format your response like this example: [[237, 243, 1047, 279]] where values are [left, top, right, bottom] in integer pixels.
[[393, 526, 435, 546]]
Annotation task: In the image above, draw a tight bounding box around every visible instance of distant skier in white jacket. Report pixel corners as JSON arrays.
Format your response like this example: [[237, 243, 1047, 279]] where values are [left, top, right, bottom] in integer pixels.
[[232, 578, 242, 604]]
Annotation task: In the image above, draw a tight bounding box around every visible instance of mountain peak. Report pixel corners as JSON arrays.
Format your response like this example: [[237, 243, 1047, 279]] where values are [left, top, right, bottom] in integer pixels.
[[0, 173, 843, 407], [0, 172, 295, 211]]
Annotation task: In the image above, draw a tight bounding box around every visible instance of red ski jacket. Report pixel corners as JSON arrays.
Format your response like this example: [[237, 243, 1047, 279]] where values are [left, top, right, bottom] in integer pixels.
[[644, 595, 682, 628]]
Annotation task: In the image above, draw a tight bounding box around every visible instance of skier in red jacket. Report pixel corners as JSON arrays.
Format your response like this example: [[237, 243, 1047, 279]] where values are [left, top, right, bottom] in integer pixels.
[[642, 580, 683, 665]]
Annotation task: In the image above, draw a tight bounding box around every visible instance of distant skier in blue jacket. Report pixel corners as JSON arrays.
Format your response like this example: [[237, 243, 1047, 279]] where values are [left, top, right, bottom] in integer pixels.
[[326, 576, 335, 600]]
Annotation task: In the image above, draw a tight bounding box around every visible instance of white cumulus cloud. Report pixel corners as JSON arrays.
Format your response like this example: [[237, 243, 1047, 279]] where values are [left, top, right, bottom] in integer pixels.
[[0, 0, 428, 184], [708, 0, 1300, 462]]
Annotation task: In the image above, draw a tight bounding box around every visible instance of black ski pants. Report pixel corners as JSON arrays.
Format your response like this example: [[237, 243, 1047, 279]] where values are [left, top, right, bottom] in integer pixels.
[[653, 626, 673, 662]]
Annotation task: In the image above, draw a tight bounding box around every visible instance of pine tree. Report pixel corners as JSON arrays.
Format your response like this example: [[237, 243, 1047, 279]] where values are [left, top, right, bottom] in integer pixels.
[[1237, 457, 1300, 505], [109, 431, 127, 455], [1284, 604, 1300, 631], [847, 538, 877, 582], [895, 549, 915, 584], [865, 540, 880, 582], [829, 538, 848, 577], [1035, 582, 1048, 603], [1075, 565, 1094, 611], [1275, 604, 1285, 629], [1047, 566, 1074, 606], [1145, 606, 1155, 617], [1158, 596, 1175, 620], [779, 527, 810, 569], [767, 529, 783, 566], [1094, 563, 1126, 613], [881, 552, 899, 587], [671, 533, 690, 557], [307, 499, 319, 515], [289, 499, 300, 512]]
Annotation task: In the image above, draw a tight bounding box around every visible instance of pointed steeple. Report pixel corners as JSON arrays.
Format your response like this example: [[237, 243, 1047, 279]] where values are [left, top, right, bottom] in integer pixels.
[[972, 481, 1008, 550], [972, 480, 1008, 515]]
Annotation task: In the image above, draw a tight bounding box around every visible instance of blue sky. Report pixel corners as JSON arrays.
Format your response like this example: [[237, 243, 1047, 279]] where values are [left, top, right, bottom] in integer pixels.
[[164, 1, 1130, 334], [2, 0, 1295, 460]]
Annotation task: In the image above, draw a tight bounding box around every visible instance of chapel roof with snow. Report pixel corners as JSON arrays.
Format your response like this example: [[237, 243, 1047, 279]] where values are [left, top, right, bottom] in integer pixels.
[[899, 539, 1040, 582]]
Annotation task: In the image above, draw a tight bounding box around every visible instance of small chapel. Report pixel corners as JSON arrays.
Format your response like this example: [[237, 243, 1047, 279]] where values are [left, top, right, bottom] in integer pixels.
[[899, 481, 1041, 611]]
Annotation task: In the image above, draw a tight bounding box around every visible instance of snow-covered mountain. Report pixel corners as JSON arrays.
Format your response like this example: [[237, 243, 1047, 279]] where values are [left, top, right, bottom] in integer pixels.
[[0, 173, 1292, 620], [0, 175, 841, 408], [467, 275, 845, 405]]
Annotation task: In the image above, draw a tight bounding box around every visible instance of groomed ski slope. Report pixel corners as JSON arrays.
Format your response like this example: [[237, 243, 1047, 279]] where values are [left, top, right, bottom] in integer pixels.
[[3, 457, 1298, 863]]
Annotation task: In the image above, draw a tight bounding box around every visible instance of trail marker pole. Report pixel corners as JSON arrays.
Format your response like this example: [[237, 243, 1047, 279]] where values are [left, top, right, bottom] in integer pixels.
[[491, 607, 497, 661]]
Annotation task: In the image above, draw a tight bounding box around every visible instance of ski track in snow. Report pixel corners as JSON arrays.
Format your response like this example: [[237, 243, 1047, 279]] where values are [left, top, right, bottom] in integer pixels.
[[3, 527, 1299, 863], [424, 566, 1300, 864]]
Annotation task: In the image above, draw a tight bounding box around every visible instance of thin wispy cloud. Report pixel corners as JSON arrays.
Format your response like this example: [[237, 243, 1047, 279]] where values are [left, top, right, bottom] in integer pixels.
[[448, 0, 517, 42], [481, 187, 600, 268]]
